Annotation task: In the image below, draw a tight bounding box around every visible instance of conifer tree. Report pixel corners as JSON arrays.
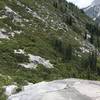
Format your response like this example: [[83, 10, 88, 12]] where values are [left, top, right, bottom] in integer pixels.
[[53, 2, 57, 8], [64, 44, 72, 60], [84, 32, 87, 40], [90, 33, 94, 44]]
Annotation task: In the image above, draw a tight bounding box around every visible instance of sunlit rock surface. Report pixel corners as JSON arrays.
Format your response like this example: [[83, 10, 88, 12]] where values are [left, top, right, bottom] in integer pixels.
[[8, 79, 100, 100]]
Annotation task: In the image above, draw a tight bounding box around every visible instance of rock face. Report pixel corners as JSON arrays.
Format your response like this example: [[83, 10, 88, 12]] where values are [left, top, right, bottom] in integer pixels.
[[8, 79, 100, 100], [4, 85, 18, 96], [84, 0, 100, 24], [92, 0, 100, 6]]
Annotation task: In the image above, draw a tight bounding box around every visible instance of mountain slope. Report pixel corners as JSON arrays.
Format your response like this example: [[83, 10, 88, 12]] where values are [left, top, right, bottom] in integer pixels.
[[84, 0, 100, 24], [0, 0, 100, 99]]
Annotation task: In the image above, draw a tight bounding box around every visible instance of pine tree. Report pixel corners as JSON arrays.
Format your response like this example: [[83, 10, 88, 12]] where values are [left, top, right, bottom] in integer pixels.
[[64, 44, 72, 60], [64, 16, 72, 26], [54, 38, 62, 53], [90, 33, 94, 44], [69, 16, 72, 26], [88, 51, 97, 71], [84, 32, 86, 40], [53, 2, 57, 8], [97, 37, 100, 48]]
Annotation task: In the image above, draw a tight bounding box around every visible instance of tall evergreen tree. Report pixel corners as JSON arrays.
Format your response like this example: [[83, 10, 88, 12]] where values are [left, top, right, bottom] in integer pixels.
[[64, 44, 72, 60], [90, 33, 94, 44]]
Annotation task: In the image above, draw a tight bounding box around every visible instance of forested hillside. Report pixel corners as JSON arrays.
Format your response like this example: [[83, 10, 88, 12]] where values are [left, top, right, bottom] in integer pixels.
[[0, 0, 100, 99]]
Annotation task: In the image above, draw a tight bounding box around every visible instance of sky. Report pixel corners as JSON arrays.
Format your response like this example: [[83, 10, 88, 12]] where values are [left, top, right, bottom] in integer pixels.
[[66, 0, 94, 8]]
